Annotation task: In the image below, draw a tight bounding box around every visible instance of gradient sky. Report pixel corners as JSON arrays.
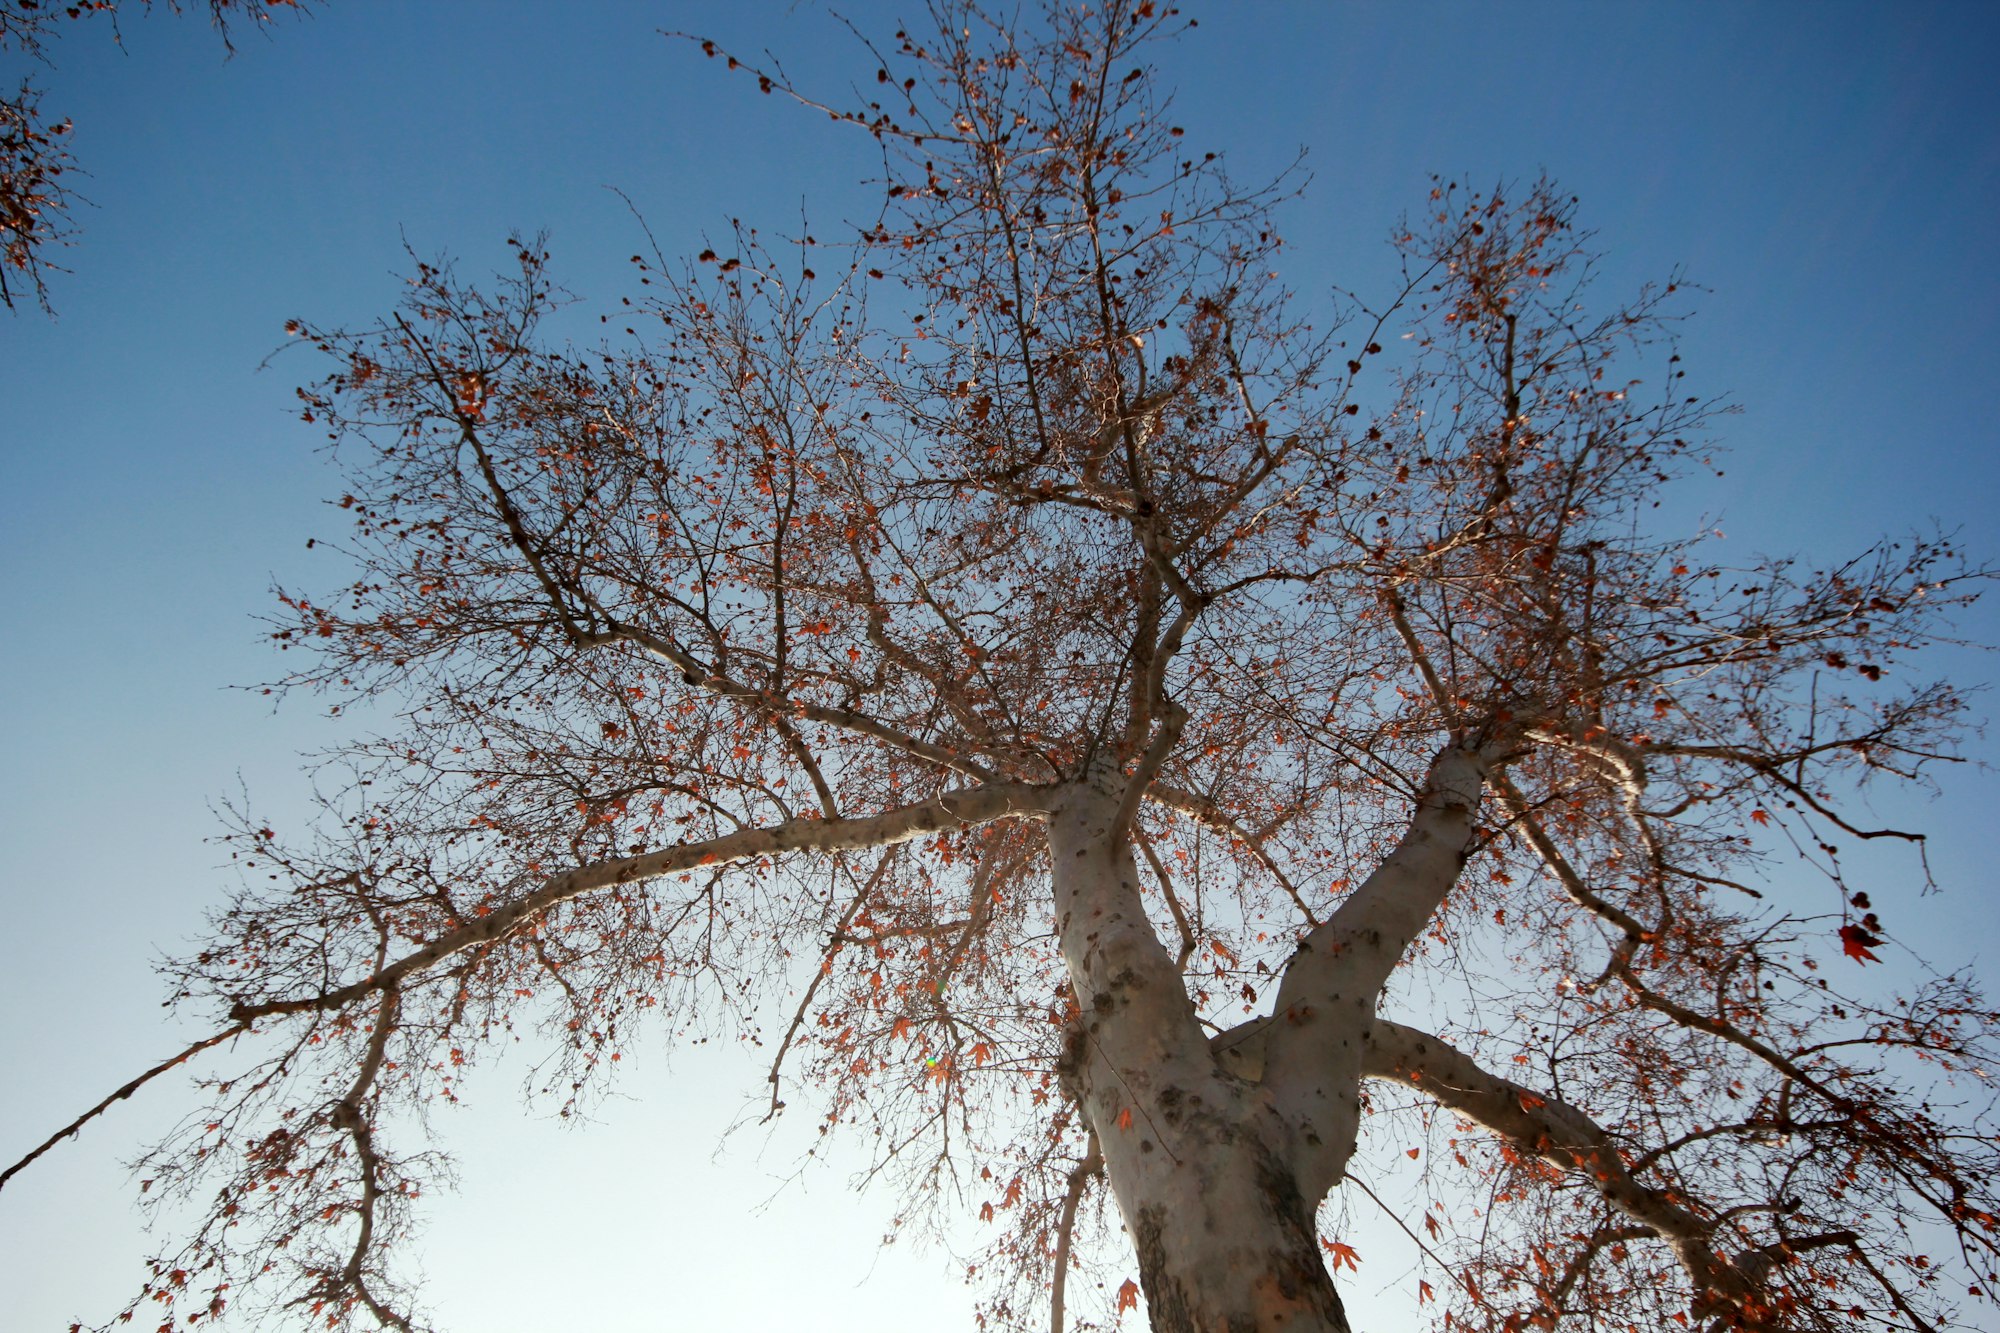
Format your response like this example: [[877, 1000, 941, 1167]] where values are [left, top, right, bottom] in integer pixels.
[[3, 3, 1998, 1330]]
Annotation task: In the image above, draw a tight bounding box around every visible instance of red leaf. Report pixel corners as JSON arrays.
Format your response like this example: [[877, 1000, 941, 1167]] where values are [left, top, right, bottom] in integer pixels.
[[1116, 1278, 1141, 1313], [1750, 809, 1770, 826], [1839, 923, 1881, 964]]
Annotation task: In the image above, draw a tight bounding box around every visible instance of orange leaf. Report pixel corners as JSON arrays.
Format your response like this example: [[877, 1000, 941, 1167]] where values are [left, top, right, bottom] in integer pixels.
[[1116, 1278, 1140, 1313], [1116, 1106, 1134, 1131], [1321, 1238, 1362, 1271]]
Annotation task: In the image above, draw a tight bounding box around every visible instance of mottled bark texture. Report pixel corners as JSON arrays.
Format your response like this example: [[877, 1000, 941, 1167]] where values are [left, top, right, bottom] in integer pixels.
[[1049, 774, 1348, 1331]]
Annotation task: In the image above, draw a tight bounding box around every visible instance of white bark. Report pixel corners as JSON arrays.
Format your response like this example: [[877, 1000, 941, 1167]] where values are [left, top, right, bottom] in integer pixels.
[[1050, 766, 1351, 1333], [1257, 743, 1494, 1198]]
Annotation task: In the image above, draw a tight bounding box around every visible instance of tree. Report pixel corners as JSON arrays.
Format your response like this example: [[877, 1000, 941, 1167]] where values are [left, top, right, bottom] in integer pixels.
[[0, 0, 303, 312], [7, 3, 1996, 1330]]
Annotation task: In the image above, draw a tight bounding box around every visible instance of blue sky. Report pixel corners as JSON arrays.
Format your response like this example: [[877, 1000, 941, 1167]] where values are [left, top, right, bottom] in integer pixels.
[[2, 3, 1997, 1330]]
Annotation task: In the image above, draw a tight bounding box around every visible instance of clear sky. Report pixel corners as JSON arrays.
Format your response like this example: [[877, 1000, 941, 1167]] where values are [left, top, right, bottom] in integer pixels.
[[2, 3, 1997, 1330]]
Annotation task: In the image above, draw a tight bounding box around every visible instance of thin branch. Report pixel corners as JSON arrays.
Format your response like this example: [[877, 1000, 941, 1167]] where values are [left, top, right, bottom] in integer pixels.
[[764, 852, 895, 1120], [0, 1023, 250, 1192], [1048, 1132, 1103, 1333]]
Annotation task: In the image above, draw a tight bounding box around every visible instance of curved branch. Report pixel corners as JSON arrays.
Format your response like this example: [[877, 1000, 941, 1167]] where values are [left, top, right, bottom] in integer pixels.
[[1362, 1019, 1764, 1325], [319, 989, 411, 1331]]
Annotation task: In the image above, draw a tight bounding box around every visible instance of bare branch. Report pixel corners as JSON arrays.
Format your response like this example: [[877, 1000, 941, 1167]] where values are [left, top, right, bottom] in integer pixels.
[[0, 1024, 250, 1193]]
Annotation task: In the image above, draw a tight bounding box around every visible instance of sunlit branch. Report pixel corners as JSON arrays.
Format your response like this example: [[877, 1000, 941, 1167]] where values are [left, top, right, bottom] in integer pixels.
[[1273, 740, 1492, 1009], [230, 783, 1043, 1024], [1112, 698, 1186, 841]]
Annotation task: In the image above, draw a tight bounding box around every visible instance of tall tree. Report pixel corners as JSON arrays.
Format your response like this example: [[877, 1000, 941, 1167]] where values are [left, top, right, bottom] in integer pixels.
[[7, 4, 1995, 1330]]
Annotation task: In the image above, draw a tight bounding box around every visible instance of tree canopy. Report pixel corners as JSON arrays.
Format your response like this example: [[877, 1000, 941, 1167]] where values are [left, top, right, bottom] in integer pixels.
[[6, 4, 1997, 1331]]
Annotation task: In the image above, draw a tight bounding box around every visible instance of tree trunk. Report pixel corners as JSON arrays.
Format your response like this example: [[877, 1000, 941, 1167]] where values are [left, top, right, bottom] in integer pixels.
[[1049, 772, 1351, 1333]]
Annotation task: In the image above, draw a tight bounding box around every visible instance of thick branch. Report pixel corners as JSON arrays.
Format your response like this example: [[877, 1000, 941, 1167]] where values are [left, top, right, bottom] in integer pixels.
[[1272, 742, 1490, 1015], [1256, 741, 1493, 1194], [1363, 1020, 1763, 1324]]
